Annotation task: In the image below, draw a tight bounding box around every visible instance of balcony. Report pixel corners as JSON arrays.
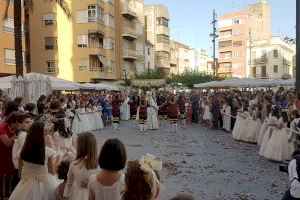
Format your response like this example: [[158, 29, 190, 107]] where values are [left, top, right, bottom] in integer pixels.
[[156, 25, 170, 36], [121, 5, 137, 20], [283, 58, 291, 65], [170, 57, 177, 65], [251, 57, 268, 64], [123, 49, 138, 61], [122, 27, 138, 41], [156, 58, 170, 69], [156, 43, 170, 53], [217, 65, 232, 73]]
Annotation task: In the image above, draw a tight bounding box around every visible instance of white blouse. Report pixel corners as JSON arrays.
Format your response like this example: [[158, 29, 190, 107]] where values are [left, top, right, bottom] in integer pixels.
[[88, 173, 125, 200]]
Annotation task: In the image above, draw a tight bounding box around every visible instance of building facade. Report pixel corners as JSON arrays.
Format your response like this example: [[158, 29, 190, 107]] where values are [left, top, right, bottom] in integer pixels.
[[248, 37, 295, 79], [169, 40, 189, 74], [189, 49, 209, 72], [144, 41, 155, 74], [145, 5, 170, 74], [0, 1, 26, 77], [218, 0, 271, 78]]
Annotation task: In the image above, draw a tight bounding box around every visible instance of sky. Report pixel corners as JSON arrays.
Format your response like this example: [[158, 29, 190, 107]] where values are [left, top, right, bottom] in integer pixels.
[[144, 0, 296, 55]]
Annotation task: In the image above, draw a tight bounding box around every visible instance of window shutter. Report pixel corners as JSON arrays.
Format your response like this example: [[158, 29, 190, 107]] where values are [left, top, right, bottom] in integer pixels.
[[76, 10, 88, 23], [5, 49, 15, 60], [43, 13, 54, 21]]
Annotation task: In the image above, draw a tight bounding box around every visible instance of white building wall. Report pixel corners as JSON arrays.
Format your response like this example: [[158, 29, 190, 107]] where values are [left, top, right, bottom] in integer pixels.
[[145, 43, 155, 72]]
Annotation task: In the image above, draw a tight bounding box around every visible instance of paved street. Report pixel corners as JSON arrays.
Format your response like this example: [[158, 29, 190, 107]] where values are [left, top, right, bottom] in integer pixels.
[[94, 121, 288, 200]]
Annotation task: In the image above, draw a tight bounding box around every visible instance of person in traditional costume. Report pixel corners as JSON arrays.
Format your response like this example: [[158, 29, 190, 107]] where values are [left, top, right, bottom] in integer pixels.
[[136, 96, 148, 134], [177, 94, 186, 128], [167, 95, 180, 133], [111, 93, 123, 132]]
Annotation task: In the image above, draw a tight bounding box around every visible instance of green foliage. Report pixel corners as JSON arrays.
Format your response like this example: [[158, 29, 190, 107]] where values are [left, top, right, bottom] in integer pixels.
[[167, 70, 223, 89], [135, 70, 166, 79]]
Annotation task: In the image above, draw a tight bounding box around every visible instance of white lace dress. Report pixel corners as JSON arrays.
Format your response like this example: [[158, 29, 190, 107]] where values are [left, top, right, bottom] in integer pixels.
[[244, 111, 261, 143], [63, 161, 99, 200], [88, 173, 125, 200], [263, 118, 290, 161], [232, 111, 249, 141], [9, 147, 59, 200]]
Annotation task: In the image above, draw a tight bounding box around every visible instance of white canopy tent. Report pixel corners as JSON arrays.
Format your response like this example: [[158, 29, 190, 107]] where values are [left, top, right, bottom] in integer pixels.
[[193, 77, 295, 89]]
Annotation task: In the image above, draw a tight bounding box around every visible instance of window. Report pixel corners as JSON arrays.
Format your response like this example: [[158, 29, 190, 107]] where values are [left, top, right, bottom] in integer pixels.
[[76, 10, 88, 23], [4, 49, 15, 65], [233, 19, 242, 25], [233, 41, 243, 47], [88, 5, 103, 22], [45, 61, 57, 73], [274, 49, 278, 58], [77, 35, 88, 47], [148, 48, 150, 55], [78, 59, 89, 71], [44, 37, 57, 50], [219, 40, 232, 48], [156, 17, 169, 27], [273, 65, 278, 73], [43, 13, 54, 25], [261, 66, 267, 77], [103, 38, 115, 50], [3, 18, 25, 34], [156, 34, 169, 44], [252, 67, 256, 77], [148, 62, 150, 69], [233, 51, 242, 58]]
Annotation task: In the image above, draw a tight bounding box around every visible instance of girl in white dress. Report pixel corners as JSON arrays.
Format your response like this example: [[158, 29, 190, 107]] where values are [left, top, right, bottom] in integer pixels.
[[257, 104, 272, 146], [122, 154, 162, 200], [88, 138, 127, 200], [288, 110, 300, 156], [263, 110, 290, 162], [9, 121, 59, 200], [202, 100, 212, 129], [244, 109, 261, 143], [64, 132, 99, 200], [232, 107, 249, 141]]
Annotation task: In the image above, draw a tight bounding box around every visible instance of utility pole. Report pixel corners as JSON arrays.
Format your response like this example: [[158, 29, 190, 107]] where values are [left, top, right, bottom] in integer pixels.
[[210, 10, 218, 77], [296, 0, 300, 92]]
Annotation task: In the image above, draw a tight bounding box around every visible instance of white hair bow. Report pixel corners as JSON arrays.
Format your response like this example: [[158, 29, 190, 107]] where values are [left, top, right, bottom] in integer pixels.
[[139, 154, 163, 190]]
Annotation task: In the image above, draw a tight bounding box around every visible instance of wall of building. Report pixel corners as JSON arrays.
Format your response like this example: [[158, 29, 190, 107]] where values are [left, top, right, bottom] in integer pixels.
[[0, 1, 26, 76]]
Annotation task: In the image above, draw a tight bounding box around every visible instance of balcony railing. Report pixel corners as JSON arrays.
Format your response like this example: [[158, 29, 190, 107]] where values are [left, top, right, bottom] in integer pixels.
[[122, 27, 138, 40], [251, 57, 268, 64], [121, 5, 137, 20], [283, 58, 291, 65], [123, 49, 138, 61]]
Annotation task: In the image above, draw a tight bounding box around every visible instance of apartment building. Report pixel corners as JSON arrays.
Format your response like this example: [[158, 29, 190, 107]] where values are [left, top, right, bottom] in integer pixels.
[[115, 0, 145, 80], [145, 5, 170, 74], [169, 40, 189, 75], [189, 49, 209, 72], [248, 36, 295, 79], [0, 1, 26, 76], [218, 0, 270, 78]]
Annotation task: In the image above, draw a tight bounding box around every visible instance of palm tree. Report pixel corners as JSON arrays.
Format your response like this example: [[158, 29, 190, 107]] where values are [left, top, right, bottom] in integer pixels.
[[4, 0, 71, 77]]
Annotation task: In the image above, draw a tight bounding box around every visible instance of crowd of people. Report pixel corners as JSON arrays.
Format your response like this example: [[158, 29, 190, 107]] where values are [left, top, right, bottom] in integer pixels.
[[0, 91, 200, 200], [1, 87, 300, 199]]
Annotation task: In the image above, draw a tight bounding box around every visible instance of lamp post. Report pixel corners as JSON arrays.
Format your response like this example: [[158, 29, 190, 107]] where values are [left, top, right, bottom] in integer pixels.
[[296, 0, 300, 92]]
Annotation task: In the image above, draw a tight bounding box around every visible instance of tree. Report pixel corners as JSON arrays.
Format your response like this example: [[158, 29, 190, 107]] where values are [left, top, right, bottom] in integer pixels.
[[167, 70, 222, 89], [4, 0, 71, 77], [135, 70, 166, 79]]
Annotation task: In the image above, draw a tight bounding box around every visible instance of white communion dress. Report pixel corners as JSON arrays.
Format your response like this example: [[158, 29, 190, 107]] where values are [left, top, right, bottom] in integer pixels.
[[9, 147, 59, 200], [263, 118, 290, 162], [244, 111, 261, 143], [63, 161, 100, 200], [232, 111, 249, 141]]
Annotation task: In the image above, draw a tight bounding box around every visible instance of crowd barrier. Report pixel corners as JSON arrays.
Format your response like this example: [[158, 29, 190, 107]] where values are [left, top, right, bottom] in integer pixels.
[[71, 111, 104, 134]]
